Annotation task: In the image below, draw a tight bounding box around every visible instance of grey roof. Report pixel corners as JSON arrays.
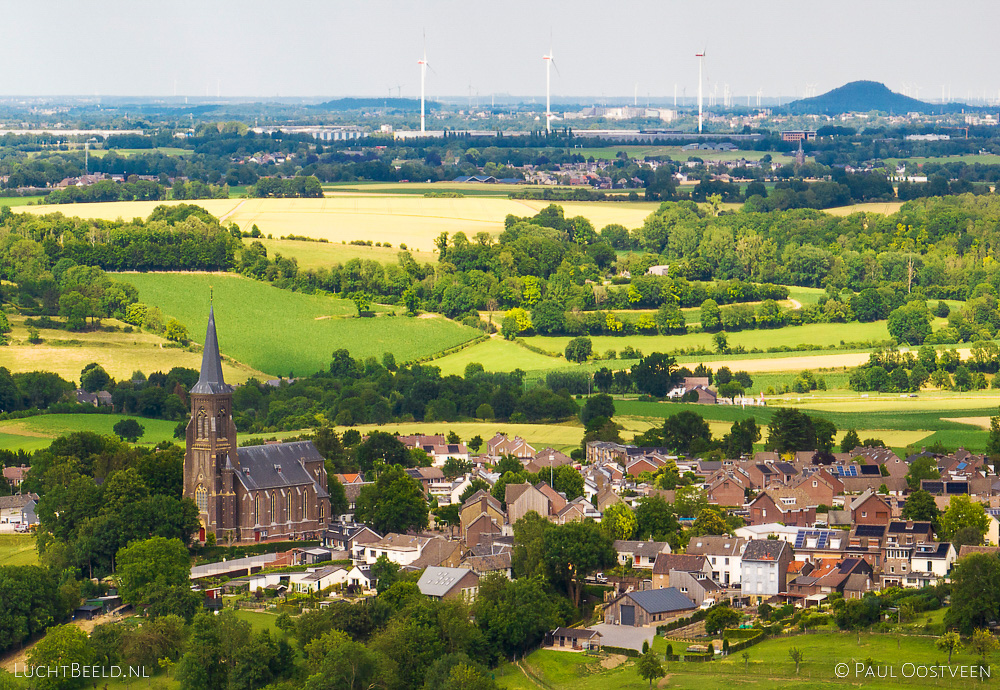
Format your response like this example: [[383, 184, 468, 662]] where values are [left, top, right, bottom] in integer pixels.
[[626, 587, 696, 614], [417, 566, 477, 597], [235, 441, 328, 496], [743, 539, 790, 562], [685, 536, 745, 556], [614, 540, 670, 559], [191, 307, 233, 395]]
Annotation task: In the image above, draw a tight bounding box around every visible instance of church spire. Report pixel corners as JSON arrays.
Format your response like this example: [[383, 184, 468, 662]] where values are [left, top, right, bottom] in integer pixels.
[[191, 306, 232, 394]]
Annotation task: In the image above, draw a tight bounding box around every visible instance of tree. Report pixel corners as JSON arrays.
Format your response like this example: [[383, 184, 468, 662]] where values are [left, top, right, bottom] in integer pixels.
[[788, 647, 803, 674], [552, 464, 584, 501], [602, 502, 637, 541], [112, 418, 145, 443], [663, 411, 711, 455], [594, 367, 613, 393], [542, 521, 616, 607], [887, 303, 932, 345], [349, 291, 373, 316], [935, 631, 961, 663], [164, 319, 189, 343], [115, 537, 191, 608], [26, 624, 97, 690], [635, 495, 679, 540], [468, 435, 483, 452], [723, 417, 760, 457], [356, 431, 410, 472], [906, 456, 940, 490], [354, 465, 428, 534], [700, 299, 721, 331], [564, 337, 593, 363], [473, 574, 561, 658], [636, 649, 665, 688], [673, 485, 709, 518], [946, 552, 1000, 633], [501, 316, 518, 340], [840, 428, 861, 454], [704, 606, 740, 634], [80, 363, 111, 392], [370, 555, 400, 593], [940, 495, 990, 542], [766, 408, 817, 452], [989, 412, 1000, 457], [712, 331, 730, 354], [581, 393, 615, 426], [631, 353, 679, 398], [900, 489, 939, 527], [968, 628, 999, 664], [692, 508, 730, 536]]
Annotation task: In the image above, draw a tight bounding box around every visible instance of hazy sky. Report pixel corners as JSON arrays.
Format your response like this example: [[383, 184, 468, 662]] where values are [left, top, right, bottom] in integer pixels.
[[4, 0, 997, 102]]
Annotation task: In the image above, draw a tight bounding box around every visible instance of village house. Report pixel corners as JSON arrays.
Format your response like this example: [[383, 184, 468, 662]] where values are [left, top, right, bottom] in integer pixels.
[[361, 533, 432, 566], [670, 569, 724, 606], [741, 539, 794, 599], [417, 566, 480, 601], [459, 490, 505, 544], [613, 540, 672, 568], [651, 553, 711, 589], [2, 465, 29, 489], [397, 435, 470, 467], [684, 536, 746, 586], [488, 433, 536, 459], [603, 588, 697, 626], [747, 489, 816, 527]]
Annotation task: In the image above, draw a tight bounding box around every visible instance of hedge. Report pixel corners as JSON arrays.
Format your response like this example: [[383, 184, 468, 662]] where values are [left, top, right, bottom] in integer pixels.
[[682, 652, 713, 662], [602, 646, 640, 658], [656, 607, 709, 634]]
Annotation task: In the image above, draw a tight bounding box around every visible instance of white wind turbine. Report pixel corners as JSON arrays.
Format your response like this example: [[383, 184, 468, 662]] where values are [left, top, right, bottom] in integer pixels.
[[418, 35, 431, 133], [695, 51, 706, 132], [543, 41, 560, 133]]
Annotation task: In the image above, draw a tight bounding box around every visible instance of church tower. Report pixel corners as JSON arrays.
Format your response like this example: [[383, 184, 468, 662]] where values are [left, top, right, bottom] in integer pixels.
[[184, 307, 239, 541]]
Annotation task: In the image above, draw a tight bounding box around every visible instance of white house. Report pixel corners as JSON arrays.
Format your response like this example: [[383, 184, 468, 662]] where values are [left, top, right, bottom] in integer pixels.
[[684, 536, 746, 586], [346, 565, 374, 592], [290, 566, 349, 593], [740, 539, 793, 597], [361, 533, 432, 566], [613, 540, 672, 569]]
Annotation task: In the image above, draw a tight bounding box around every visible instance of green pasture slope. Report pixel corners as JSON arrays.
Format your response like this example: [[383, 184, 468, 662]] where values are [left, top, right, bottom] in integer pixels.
[[117, 273, 481, 376], [499, 631, 997, 689], [0, 535, 39, 566]]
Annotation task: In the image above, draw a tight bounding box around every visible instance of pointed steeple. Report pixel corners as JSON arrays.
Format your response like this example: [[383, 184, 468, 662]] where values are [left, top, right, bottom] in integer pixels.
[[191, 306, 232, 394]]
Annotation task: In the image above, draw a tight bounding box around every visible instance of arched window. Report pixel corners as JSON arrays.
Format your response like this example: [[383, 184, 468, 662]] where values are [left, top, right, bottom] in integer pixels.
[[197, 408, 206, 438], [254, 495, 261, 525], [269, 493, 276, 524], [195, 485, 208, 512]]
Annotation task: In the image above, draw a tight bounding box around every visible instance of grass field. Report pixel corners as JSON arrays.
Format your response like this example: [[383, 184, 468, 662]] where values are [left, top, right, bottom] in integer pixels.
[[256, 237, 437, 268], [0, 535, 39, 567], [431, 338, 564, 376], [527, 321, 893, 359], [0, 315, 264, 383], [0, 413, 180, 451], [88, 147, 192, 158], [500, 631, 997, 689], [885, 154, 1000, 166], [0, 196, 46, 207], [824, 201, 905, 216], [117, 272, 481, 375]]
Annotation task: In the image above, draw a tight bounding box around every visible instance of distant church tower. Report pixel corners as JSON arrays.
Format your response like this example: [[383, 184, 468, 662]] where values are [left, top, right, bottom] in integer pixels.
[[184, 307, 239, 541]]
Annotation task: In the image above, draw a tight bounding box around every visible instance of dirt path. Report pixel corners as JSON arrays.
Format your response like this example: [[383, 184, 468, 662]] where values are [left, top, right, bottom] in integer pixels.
[[218, 198, 247, 224], [788, 299, 802, 310]]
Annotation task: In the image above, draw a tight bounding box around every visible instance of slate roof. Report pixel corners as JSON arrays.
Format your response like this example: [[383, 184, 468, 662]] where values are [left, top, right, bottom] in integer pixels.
[[0, 493, 39, 510], [235, 441, 329, 496], [685, 536, 746, 557], [652, 553, 707, 574], [614, 540, 670, 559], [742, 539, 790, 562], [626, 587, 697, 614], [191, 307, 233, 395], [461, 552, 512, 574], [417, 566, 477, 597]]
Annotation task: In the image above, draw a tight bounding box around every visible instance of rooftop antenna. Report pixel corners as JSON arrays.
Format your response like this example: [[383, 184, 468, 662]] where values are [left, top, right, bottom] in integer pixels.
[[696, 50, 706, 133], [543, 35, 559, 133]]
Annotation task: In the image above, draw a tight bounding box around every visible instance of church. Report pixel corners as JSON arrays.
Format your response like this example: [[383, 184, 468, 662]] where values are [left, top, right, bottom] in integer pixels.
[[183, 307, 330, 542]]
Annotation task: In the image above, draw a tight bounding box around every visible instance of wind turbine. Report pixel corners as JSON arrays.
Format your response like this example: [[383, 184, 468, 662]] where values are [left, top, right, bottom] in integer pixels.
[[695, 51, 705, 133], [418, 34, 430, 133], [543, 41, 559, 133]]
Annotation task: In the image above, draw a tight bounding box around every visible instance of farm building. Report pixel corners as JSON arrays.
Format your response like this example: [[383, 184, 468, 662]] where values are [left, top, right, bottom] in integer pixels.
[[603, 587, 696, 626]]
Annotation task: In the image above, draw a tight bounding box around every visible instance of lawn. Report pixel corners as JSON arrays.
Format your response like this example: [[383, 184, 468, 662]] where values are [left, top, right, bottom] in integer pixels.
[[233, 609, 284, 635], [0, 315, 264, 383], [0, 535, 39, 566], [257, 237, 437, 268], [501, 632, 998, 689], [117, 272, 481, 376], [0, 196, 46, 207]]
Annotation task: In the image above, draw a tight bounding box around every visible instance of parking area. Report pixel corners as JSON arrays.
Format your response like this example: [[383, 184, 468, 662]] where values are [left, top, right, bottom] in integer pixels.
[[590, 623, 656, 651]]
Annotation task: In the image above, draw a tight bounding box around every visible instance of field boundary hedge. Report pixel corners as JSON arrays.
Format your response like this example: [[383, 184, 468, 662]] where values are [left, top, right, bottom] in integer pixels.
[[412, 333, 490, 365]]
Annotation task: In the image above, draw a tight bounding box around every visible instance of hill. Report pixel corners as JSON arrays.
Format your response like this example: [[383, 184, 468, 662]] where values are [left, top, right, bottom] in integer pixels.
[[313, 97, 437, 112], [785, 80, 943, 115]]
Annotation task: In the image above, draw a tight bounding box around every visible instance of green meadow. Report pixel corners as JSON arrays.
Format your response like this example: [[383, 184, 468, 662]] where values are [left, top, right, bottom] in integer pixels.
[[116, 273, 482, 376], [0, 535, 39, 567]]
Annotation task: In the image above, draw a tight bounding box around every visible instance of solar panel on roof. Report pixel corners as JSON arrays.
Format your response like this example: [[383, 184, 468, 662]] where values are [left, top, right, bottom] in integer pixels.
[[855, 525, 884, 537]]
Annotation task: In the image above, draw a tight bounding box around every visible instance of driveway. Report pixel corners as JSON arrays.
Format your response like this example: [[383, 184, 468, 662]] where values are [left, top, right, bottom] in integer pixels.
[[590, 623, 656, 651]]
